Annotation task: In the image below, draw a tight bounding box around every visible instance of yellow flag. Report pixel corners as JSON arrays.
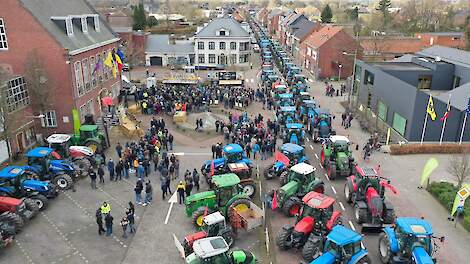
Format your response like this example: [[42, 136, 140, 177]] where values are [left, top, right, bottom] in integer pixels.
[[103, 52, 114, 68], [427, 95, 437, 121], [420, 158, 438, 187], [451, 184, 470, 216]]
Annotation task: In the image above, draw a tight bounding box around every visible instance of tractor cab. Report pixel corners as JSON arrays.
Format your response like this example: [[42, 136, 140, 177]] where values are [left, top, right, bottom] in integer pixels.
[[272, 84, 287, 96], [212, 174, 244, 208], [354, 166, 381, 194], [293, 74, 306, 85], [77, 125, 106, 153], [0, 166, 56, 198], [185, 236, 230, 263], [278, 106, 297, 125], [283, 62, 294, 75], [201, 212, 227, 236], [280, 143, 307, 164], [299, 92, 311, 102], [288, 163, 316, 185], [301, 192, 336, 220], [278, 93, 294, 107], [312, 225, 369, 264], [25, 147, 75, 176], [328, 136, 351, 154], [223, 144, 246, 164], [46, 134, 94, 160], [284, 123, 304, 145], [261, 69, 274, 81], [287, 66, 301, 81]]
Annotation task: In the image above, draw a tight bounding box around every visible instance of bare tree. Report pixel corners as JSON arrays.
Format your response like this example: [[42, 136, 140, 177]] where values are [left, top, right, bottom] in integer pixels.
[[447, 154, 470, 190], [0, 68, 24, 162], [24, 49, 55, 115]]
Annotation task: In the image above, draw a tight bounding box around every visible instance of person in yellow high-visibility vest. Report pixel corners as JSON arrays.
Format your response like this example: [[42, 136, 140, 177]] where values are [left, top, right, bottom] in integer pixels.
[[176, 181, 186, 204], [101, 202, 111, 215]]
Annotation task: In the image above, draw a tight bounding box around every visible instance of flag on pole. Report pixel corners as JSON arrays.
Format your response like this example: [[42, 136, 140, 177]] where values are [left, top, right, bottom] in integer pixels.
[[440, 95, 451, 121], [116, 49, 125, 63], [271, 190, 278, 210], [115, 53, 123, 73], [103, 51, 114, 68], [420, 158, 439, 187], [210, 160, 215, 176], [427, 95, 437, 121], [92, 58, 102, 76]]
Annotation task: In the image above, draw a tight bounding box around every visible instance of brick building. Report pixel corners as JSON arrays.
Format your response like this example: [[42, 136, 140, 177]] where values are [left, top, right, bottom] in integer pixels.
[[359, 36, 426, 62], [0, 0, 121, 143], [415, 32, 465, 50], [301, 26, 362, 79]]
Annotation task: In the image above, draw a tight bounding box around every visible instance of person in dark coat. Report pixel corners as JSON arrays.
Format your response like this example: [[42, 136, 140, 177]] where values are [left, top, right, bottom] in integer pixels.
[[105, 213, 114, 236], [98, 164, 105, 184], [96, 208, 105, 235], [89, 168, 97, 189], [115, 160, 123, 181], [107, 159, 115, 181]]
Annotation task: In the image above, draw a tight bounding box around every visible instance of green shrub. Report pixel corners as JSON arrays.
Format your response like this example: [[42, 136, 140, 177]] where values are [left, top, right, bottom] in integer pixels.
[[464, 215, 470, 232]]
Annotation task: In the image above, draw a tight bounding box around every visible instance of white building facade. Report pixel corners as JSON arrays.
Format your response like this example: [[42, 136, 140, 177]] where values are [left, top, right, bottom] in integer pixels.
[[194, 17, 252, 69]]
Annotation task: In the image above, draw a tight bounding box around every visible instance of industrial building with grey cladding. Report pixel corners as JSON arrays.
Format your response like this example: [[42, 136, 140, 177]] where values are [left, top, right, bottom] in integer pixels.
[[354, 45, 470, 142]]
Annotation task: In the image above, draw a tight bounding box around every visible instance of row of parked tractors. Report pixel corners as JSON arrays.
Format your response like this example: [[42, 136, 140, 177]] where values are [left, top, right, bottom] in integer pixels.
[[251, 18, 444, 264], [0, 123, 107, 250]]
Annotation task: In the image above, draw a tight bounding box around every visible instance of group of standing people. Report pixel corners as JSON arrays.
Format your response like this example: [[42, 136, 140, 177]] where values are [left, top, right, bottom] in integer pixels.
[[95, 201, 135, 239]]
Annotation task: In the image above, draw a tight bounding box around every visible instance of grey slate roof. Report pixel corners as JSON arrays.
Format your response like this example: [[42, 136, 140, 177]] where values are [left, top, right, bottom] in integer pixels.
[[146, 35, 194, 54], [196, 17, 249, 38], [20, 0, 118, 54], [418, 45, 470, 67], [292, 20, 316, 40], [436, 82, 470, 111], [268, 9, 283, 19]]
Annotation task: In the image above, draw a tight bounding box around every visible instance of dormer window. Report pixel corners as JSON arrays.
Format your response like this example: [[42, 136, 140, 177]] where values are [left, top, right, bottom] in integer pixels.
[[220, 30, 226, 36], [81, 17, 88, 34], [65, 17, 74, 36], [217, 28, 229, 36], [93, 14, 100, 32]]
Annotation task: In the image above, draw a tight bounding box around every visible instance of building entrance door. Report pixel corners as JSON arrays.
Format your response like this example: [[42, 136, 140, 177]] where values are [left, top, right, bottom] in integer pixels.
[[16, 132, 24, 152]]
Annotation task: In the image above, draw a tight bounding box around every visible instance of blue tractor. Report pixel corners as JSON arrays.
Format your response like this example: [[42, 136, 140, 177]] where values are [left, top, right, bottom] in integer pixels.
[[0, 166, 59, 210], [264, 143, 308, 180], [300, 99, 316, 121], [306, 225, 371, 263], [265, 74, 279, 89], [261, 69, 274, 82], [378, 217, 443, 264], [284, 123, 305, 146], [201, 144, 253, 181], [24, 147, 77, 190], [310, 109, 335, 142], [277, 93, 295, 107], [277, 106, 297, 126], [286, 66, 301, 83]]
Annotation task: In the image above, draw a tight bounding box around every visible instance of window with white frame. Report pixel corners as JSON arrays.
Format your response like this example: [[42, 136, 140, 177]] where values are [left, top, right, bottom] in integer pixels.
[[96, 53, 103, 82], [74, 61, 84, 96], [90, 56, 96, 87], [93, 14, 100, 32], [230, 42, 236, 50], [198, 54, 205, 63], [198, 42, 204, 50], [82, 58, 91, 92], [239, 54, 249, 63], [6, 76, 30, 112], [209, 54, 215, 63], [307, 47, 312, 57], [79, 100, 94, 122], [42, 110, 57, 127], [230, 54, 237, 64], [209, 42, 215, 50], [219, 42, 226, 50], [81, 17, 88, 33], [65, 17, 74, 36], [0, 18, 8, 50]]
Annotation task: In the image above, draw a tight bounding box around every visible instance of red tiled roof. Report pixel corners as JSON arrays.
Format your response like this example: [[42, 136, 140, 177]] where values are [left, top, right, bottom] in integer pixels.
[[303, 25, 343, 48], [359, 37, 425, 54]]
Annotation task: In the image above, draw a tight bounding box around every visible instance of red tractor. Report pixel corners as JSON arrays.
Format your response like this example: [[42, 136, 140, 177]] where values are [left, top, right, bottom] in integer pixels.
[[0, 196, 39, 233], [275, 191, 342, 261], [344, 166, 397, 232]]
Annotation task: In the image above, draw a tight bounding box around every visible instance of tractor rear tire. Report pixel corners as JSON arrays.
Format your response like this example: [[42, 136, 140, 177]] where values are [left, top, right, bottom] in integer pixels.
[[282, 197, 301, 217], [54, 174, 74, 190], [354, 203, 368, 224], [344, 180, 354, 203], [220, 228, 236, 247], [301, 235, 322, 262], [74, 158, 91, 178], [328, 162, 337, 180], [357, 255, 372, 264], [192, 207, 208, 228], [276, 224, 294, 250], [379, 232, 392, 263], [32, 194, 49, 211], [0, 212, 23, 234], [227, 199, 251, 227], [383, 208, 396, 224], [240, 182, 256, 198], [24, 198, 39, 218], [264, 166, 274, 180]]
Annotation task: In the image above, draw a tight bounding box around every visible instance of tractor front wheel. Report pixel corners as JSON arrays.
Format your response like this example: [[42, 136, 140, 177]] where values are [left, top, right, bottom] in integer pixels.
[[24, 198, 40, 219], [276, 224, 294, 250], [301, 235, 322, 262], [73, 158, 91, 178], [354, 204, 368, 224], [282, 197, 301, 217], [383, 208, 396, 224], [54, 174, 74, 190], [31, 194, 48, 211], [0, 212, 23, 234], [191, 207, 208, 228], [344, 180, 354, 203], [357, 256, 372, 264], [328, 162, 337, 180], [379, 232, 392, 263], [264, 165, 274, 180]]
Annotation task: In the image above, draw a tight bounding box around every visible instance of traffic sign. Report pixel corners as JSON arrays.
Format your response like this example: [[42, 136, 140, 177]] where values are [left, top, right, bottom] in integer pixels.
[[457, 187, 470, 200]]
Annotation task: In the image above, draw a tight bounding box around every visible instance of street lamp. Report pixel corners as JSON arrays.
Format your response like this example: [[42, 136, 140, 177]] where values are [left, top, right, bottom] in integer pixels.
[[342, 50, 358, 111], [338, 64, 343, 81]]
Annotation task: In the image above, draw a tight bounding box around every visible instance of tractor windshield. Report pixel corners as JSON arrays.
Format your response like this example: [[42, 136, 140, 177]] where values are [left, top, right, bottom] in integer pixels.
[[396, 227, 431, 255], [81, 130, 97, 139], [225, 151, 243, 163], [324, 240, 341, 258], [342, 241, 362, 258], [216, 186, 236, 207]]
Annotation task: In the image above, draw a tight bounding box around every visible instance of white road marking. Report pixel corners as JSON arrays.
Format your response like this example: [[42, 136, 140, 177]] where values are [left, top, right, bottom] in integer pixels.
[[309, 145, 313, 150], [164, 191, 178, 224], [306, 137, 310, 142], [259, 181, 263, 201], [265, 227, 270, 253], [339, 201, 346, 211], [324, 173, 330, 181], [349, 221, 356, 231], [315, 153, 319, 159], [331, 186, 337, 194], [169, 152, 212, 156], [251, 78, 254, 83], [320, 164, 323, 169]]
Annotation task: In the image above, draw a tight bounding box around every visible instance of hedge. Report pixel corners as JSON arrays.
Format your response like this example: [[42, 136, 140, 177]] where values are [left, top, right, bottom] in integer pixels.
[[428, 182, 470, 232], [390, 143, 470, 155]]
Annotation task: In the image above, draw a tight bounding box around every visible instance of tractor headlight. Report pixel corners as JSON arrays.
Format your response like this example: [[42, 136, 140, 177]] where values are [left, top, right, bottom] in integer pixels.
[[44, 185, 49, 191]]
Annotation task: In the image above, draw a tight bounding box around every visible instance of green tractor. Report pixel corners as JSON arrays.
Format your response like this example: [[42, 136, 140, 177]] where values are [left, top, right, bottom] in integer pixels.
[[185, 174, 263, 229], [70, 124, 107, 153], [320, 135, 355, 180], [267, 163, 325, 217]]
